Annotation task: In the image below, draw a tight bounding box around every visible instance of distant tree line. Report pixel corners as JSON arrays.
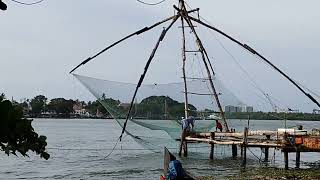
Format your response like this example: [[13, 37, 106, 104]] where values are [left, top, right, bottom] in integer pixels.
[[11, 94, 198, 120], [7, 93, 320, 121], [225, 111, 320, 121]]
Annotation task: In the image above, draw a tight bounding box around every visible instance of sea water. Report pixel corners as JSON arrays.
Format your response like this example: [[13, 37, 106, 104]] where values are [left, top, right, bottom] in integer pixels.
[[0, 119, 319, 179]]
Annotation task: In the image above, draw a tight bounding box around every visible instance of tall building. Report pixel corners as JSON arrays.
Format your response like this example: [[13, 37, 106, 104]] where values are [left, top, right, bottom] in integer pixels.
[[224, 105, 254, 112]]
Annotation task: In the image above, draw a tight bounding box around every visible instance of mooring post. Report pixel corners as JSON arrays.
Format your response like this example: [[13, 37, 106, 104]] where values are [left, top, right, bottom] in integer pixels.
[[232, 144, 237, 158], [264, 135, 271, 162], [284, 150, 289, 170], [240, 145, 243, 157], [296, 150, 300, 168], [242, 127, 248, 167], [210, 132, 215, 159], [184, 140, 188, 157]]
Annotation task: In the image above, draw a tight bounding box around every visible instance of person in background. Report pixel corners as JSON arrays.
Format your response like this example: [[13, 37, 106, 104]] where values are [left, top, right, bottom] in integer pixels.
[[179, 116, 195, 156], [181, 116, 195, 132], [215, 120, 223, 132]]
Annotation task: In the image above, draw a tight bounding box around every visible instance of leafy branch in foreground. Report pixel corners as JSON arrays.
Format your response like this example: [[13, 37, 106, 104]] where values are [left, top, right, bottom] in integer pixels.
[[0, 93, 50, 159]]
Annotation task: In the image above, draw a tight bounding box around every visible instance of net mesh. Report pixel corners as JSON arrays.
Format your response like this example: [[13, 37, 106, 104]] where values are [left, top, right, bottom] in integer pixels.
[[73, 73, 243, 149]]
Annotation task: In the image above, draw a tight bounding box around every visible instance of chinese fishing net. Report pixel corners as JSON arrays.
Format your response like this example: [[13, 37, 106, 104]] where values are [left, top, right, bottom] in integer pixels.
[[73, 73, 243, 150]]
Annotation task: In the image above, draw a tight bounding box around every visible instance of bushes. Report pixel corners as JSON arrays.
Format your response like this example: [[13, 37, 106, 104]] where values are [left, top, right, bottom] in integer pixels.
[[0, 94, 50, 159]]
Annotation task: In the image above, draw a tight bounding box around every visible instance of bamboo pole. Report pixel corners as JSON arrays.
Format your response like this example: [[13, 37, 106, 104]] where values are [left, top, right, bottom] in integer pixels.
[[179, 2, 229, 132], [265, 135, 271, 161], [180, 0, 189, 119], [284, 150, 289, 170], [232, 144, 237, 158], [210, 132, 215, 159], [188, 16, 320, 109], [296, 151, 300, 168], [242, 127, 248, 168], [70, 14, 179, 73]]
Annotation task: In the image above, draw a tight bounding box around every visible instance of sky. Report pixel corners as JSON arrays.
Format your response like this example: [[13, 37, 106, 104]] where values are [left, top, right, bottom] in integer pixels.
[[0, 0, 320, 112]]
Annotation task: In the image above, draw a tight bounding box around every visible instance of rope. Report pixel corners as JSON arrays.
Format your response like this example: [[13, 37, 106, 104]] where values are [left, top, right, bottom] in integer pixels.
[[104, 137, 121, 159], [247, 147, 262, 163], [136, 0, 167, 6], [9, 0, 45, 5]]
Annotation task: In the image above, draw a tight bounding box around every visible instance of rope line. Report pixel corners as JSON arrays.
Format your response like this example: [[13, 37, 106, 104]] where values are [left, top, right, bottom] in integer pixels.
[[104, 137, 121, 159], [9, 0, 45, 5], [136, 0, 167, 6]]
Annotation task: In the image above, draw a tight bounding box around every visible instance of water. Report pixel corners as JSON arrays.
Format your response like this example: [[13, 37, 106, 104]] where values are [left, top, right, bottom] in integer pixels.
[[0, 119, 319, 179]]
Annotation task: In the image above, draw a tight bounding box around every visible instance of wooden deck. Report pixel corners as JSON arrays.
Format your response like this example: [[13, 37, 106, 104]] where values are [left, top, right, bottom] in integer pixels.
[[178, 128, 320, 169]]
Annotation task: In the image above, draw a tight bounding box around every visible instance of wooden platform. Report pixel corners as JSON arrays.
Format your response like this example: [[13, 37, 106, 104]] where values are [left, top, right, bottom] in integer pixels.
[[178, 127, 320, 169]]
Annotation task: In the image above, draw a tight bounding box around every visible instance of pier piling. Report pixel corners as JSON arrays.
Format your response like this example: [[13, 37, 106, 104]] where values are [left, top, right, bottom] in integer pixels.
[[284, 151, 289, 170], [264, 135, 271, 161], [242, 127, 248, 167], [232, 144, 237, 158], [296, 151, 300, 168], [210, 132, 215, 159]]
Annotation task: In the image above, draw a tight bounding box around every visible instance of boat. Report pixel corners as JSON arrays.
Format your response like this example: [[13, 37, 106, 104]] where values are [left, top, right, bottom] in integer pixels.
[[206, 113, 221, 120], [161, 147, 196, 180]]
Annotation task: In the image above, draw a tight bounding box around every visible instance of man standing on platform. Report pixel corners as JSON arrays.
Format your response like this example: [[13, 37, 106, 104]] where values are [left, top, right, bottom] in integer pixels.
[[216, 120, 223, 132], [179, 116, 195, 156]]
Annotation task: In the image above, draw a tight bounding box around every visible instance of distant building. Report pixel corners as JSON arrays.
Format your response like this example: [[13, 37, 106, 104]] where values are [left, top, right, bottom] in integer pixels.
[[73, 102, 89, 117], [242, 106, 253, 112], [225, 105, 236, 112], [118, 103, 131, 109], [225, 105, 253, 113], [313, 109, 320, 114]]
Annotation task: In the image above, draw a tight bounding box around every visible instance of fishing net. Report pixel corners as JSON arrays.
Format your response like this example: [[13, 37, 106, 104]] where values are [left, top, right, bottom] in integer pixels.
[[73, 73, 244, 150]]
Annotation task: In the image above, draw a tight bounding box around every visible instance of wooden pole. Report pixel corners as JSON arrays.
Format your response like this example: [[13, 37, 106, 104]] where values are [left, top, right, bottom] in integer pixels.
[[232, 144, 237, 158], [242, 127, 248, 167], [184, 140, 188, 157], [179, 3, 229, 132], [210, 132, 215, 159], [179, 0, 189, 119], [284, 150, 289, 170], [240, 145, 243, 157], [264, 135, 271, 162], [296, 151, 300, 168]]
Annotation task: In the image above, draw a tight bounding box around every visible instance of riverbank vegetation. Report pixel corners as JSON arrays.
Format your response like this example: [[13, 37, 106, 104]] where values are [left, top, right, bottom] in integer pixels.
[[0, 93, 49, 159], [8, 94, 320, 120]]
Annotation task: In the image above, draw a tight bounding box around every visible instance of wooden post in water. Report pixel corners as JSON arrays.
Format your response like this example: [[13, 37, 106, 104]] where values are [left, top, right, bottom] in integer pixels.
[[232, 144, 237, 158], [210, 132, 215, 159], [264, 135, 271, 161], [240, 146, 243, 157], [284, 150, 289, 170], [296, 150, 300, 168], [242, 127, 248, 167]]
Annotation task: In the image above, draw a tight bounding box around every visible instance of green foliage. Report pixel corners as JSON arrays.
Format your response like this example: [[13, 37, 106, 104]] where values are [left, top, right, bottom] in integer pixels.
[[30, 95, 47, 115], [135, 96, 197, 119], [225, 111, 320, 121], [0, 93, 4, 101], [0, 95, 50, 159], [86, 100, 108, 115], [48, 98, 74, 115]]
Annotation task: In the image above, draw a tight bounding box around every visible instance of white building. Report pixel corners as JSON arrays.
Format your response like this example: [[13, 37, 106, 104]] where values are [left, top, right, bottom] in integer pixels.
[[225, 105, 253, 113]]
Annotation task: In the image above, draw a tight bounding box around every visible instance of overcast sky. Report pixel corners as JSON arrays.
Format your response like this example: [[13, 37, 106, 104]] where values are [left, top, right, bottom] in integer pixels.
[[1, 0, 319, 112]]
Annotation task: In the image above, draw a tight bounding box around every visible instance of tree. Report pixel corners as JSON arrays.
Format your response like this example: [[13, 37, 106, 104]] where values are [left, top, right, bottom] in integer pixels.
[[47, 98, 74, 115], [30, 95, 47, 116], [0, 94, 49, 159], [0, 0, 7, 11], [137, 96, 197, 119]]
